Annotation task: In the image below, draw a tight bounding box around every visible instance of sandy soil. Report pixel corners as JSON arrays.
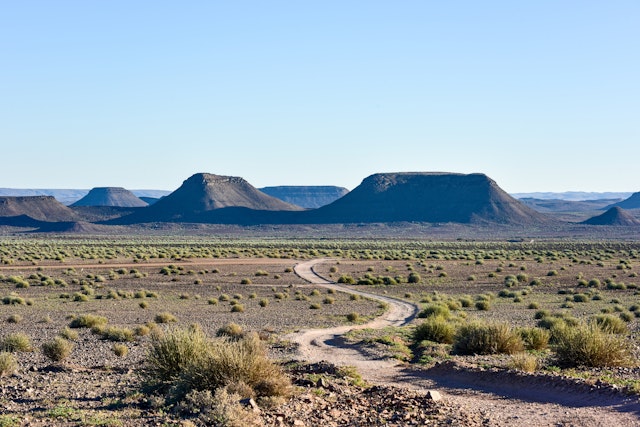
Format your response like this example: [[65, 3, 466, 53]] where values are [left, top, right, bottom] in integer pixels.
[[288, 258, 640, 427]]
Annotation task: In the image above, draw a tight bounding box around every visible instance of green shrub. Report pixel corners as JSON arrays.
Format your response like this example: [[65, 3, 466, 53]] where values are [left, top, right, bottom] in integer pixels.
[[590, 314, 628, 334], [418, 303, 451, 319], [323, 297, 335, 305], [346, 312, 360, 322], [2, 333, 32, 352], [337, 275, 355, 284], [518, 327, 550, 350], [310, 303, 321, 310], [41, 337, 73, 362], [144, 327, 290, 402], [459, 297, 473, 308], [230, 304, 245, 313], [528, 302, 540, 309], [413, 316, 456, 344], [0, 351, 17, 376], [259, 299, 269, 307], [453, 321, 523, 355], [553, 323, 634, 367], [240, 278, 252, 285], [407, 272, 421, 283], [475, 300, 491, 311]]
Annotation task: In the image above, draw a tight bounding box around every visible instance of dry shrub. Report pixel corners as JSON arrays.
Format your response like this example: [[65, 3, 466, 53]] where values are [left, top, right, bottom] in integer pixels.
[[69, 314, 108, 329], [176, 388, 263, 427], [2, 333, 32, 352], [509, 353, 538, 372], [453, 321, 524, 355], [413, 316, 456, 344], [145, 327, 290, 404], [553, 323, 634, 367], [216, 323, 244, 340], [418, 303, 451, 319], [102, 326, 135, 342], [518, 327, 550, 351], [0, 352, 18, 376], [155, 312, 177, 324], [41, 337, 73, 362], [112, 343, 129, 357], [59, 327, 79, 341], [590, 314, 628, 334]]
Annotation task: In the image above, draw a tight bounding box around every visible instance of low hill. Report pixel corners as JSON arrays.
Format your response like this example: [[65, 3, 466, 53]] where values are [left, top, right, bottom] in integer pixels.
[[0, 196, 80, 222], [519, 198, 621, 213], [259, 186, 349, 209], [113, 173, 302, 223], [301, 172, 550, 225], [72, 187, 148, 207], [513, 191, 632, 201], [33, 221, 122, 234], [581, 207, 640, 226], [607, 192, 640, 210]]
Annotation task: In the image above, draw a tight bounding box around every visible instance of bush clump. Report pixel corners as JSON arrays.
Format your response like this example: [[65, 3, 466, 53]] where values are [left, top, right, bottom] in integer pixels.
[[413, 316, 456, 344], [418, 303, 451, 319], [69, 314, 108, 329], [553, 323, 634, 367], [0, 351, 18, 376], [453, 322, 523, 355], [155, 312, 178, 324], [1, 333, 32, 352], [144, 326, 290, 403], [41, 337, 73, 362]]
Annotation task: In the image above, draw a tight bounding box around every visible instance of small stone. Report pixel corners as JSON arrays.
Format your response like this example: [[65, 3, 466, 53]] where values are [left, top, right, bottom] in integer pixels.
[[239, 398, 260, 413], [425, 390, 442, 402], [293, 420, 305, 426]]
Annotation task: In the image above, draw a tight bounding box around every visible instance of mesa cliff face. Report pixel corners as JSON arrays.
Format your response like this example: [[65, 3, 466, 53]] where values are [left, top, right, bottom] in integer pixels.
[[300, 172, 550, 225], [608, 192, 640, 210]]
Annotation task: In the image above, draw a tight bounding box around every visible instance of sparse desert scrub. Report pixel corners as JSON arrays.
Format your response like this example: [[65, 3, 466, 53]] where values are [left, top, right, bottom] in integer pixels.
[[453, 321, 524, 355], [144, 326, 290, 403], [508, 353, 538, 372], [216, 322, 244, 339], [69, 314, 108, 329], [112, 343, 129, 357], [552, 322, 634, 367]]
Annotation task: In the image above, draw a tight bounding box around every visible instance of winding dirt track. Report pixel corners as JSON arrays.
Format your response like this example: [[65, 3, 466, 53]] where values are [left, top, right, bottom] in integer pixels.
[[288, 259, 640, 427]]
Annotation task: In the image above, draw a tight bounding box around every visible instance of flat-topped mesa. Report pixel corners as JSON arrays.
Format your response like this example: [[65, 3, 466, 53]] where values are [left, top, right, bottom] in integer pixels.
[[303, 172, 550, 225], [0, 196, 80, 222], [71, 187, 148, 208], [582, 207, 640, 226], [119, 173, 303, 223]]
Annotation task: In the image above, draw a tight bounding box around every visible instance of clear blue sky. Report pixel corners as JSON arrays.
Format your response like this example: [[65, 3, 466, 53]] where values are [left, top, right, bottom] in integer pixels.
[[2, 1, 638, 193]]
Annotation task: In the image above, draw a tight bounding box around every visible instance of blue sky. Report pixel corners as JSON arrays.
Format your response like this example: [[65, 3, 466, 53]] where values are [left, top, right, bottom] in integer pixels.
[[1, 1, 638, 192]]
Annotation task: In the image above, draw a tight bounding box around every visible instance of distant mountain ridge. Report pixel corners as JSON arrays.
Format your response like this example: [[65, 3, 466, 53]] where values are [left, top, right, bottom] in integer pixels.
[[259, 186, 349, 209], [0, 196, 80, 222], [0, 188, 171, 205], [513, 191, 632, 201]]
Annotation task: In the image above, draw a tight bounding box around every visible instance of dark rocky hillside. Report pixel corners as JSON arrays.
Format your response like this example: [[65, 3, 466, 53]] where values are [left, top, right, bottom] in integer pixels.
[[519, 198, 621, 213], [0, 196, 80, 222], [581, 207, 640, 226], [607, 192, 640, 210], [301, 172, 550, 225], [72, 187, 148, 207], [260, 186, 349, 209], [113, 173, 302, 223]]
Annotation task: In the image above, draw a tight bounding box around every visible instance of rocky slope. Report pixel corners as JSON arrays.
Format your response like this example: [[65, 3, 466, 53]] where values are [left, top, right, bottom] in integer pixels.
[[0, 196, 80, 222], [581, 206, 640, 226]]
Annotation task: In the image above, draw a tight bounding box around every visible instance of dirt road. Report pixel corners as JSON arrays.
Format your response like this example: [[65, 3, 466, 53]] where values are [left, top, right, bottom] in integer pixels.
[[288, 258, 640, 427]]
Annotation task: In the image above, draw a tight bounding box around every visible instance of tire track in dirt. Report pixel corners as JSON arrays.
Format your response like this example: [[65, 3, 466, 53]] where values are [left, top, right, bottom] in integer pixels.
[[287, 258, 640, 427]]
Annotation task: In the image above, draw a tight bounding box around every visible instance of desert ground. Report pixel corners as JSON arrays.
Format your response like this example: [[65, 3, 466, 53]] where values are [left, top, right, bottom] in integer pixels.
[[0, 238, 639, 426]]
